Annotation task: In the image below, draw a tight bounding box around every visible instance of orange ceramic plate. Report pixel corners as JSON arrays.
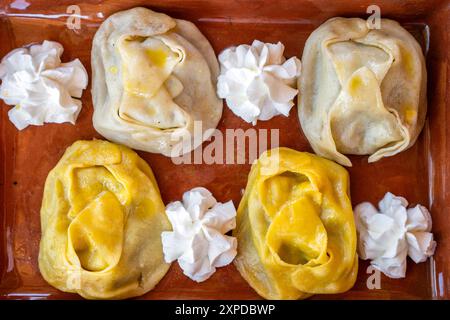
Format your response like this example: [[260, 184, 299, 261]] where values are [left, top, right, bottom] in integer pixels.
[[0, 0, 448, 300]]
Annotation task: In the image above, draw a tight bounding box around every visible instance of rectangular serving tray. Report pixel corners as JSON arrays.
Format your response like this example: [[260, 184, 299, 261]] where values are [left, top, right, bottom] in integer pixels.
[[0, 0, 449, 299]]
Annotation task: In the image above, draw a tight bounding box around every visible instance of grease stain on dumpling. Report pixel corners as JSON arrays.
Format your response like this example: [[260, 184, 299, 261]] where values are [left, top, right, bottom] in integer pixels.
[[145, 47, 168, 67]]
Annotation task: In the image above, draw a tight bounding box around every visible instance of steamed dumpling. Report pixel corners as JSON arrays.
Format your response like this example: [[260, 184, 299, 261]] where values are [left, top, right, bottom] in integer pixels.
[[299, 18, 427, 166], [38, 140, 171, 299], [91, 7, 222, 156], [233, 148, 358, 300]]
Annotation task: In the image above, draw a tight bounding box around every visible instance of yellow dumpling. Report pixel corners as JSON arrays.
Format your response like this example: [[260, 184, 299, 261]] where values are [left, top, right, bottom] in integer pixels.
[[299, 18, 427, 167], [233, 148, 358, 300], [38, 140, 171, 299]]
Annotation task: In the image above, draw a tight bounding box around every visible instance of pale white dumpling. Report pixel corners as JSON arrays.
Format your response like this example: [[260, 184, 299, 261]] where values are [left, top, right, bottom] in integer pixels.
[[299, 18, 427, 166], [91, 7, 222, 156]]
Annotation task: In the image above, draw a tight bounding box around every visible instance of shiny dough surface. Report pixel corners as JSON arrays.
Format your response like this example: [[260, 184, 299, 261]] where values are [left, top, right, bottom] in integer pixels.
[[38, 140, 171, 299], [91, 7, 222, 156], [299, 18, 427, 166], [233, 148, 358, 300]]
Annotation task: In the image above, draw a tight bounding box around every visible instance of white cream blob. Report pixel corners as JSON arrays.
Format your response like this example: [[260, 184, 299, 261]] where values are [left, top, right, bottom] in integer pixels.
[[0, 40, 88, 130], [354, 192, 436, 278], [161, 187, 237, 282], [217, 40, 301, 125]]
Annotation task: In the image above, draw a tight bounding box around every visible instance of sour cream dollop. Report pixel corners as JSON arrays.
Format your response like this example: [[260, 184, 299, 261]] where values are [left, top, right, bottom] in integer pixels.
[[0, 40, 88, 130], [161, 187, 237, 282], [354, 192, 436, 278], [217, 40, 301, 125]]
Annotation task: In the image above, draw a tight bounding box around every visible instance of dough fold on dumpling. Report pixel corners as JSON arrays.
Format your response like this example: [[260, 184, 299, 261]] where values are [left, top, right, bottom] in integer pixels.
[[233, 148, 358, 300], [299, 18, 427, 166], [38, 140, 171, 299], [91, 7, 222, 156]]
